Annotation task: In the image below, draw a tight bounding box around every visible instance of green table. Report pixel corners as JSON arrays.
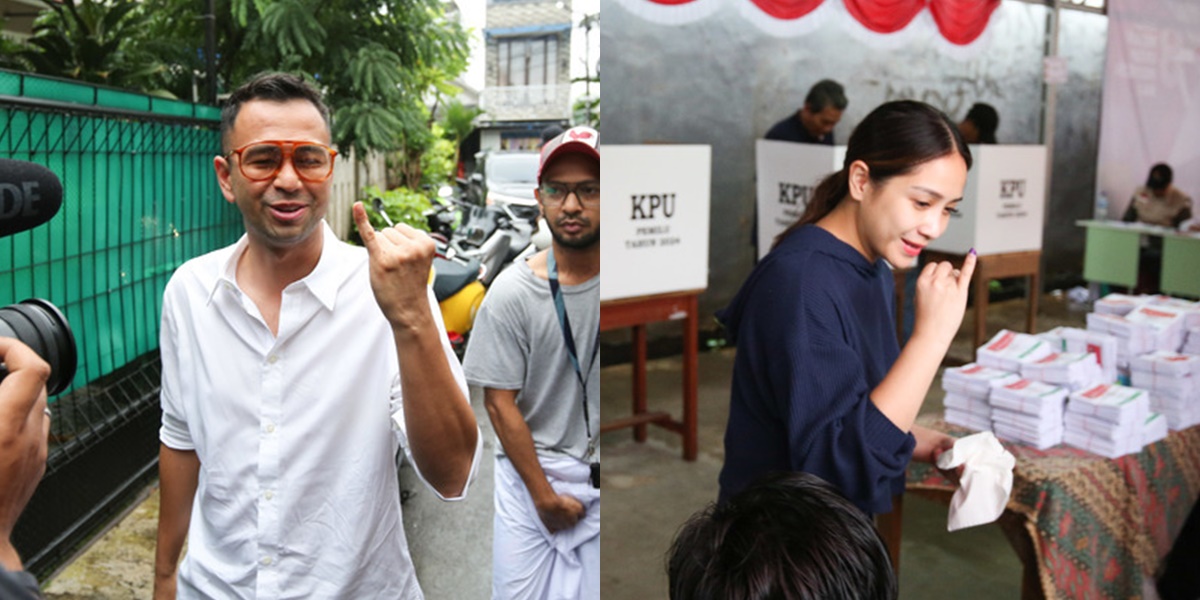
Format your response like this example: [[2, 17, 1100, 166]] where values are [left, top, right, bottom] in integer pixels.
[[1077, 220, 1200, 296]]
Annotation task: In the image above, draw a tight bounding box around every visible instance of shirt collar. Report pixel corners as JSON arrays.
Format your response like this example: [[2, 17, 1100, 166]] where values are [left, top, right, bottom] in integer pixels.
[[206, 221, 356, 312]]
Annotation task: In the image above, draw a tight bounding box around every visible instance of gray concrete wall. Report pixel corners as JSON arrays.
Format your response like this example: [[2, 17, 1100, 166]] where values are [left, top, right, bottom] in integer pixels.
[[600, 1, 1107, 324]]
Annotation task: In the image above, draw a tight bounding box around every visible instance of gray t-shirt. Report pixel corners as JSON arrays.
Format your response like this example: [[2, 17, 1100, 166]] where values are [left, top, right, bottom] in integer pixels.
[[463, 257, 599, 462]]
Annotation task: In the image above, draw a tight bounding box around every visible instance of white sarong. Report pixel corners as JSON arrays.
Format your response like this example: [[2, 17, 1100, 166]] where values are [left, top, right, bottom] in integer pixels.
[[492, 454, 600, 600]]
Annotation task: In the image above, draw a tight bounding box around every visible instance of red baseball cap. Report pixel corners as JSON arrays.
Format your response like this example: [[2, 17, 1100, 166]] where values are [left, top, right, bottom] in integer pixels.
[[538, 126, 599, 183]]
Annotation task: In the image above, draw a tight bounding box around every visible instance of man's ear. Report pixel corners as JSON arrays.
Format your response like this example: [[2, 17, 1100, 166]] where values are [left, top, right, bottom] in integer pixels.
[[847, 160, 870, 202], [214, 156, 236, 203]]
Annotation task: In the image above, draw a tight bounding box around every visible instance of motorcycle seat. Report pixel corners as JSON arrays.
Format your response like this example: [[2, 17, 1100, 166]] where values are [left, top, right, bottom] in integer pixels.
[[432, 255, 482, 302]]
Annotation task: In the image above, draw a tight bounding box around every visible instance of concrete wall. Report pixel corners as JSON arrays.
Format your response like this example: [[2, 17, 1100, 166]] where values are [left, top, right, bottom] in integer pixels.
[[600, 0, 1107, 325]]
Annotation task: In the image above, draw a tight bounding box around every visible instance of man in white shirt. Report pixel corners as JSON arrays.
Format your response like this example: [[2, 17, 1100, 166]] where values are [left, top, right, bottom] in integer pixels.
[[153, 72, 480, 599], [463, 126, 600, 599]]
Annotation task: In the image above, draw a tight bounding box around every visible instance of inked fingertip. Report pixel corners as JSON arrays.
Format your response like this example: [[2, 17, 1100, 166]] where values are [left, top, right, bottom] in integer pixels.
[[968, 247, 976, 256]]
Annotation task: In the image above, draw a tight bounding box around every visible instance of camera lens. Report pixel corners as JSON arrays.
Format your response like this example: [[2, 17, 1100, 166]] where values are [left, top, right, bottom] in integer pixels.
[[0, 299, 78, 396]]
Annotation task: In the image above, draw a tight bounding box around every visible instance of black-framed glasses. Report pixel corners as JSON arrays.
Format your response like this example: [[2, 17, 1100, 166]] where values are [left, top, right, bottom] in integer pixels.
[[539, 181, 600, 207], [224, 140, 338, 183]]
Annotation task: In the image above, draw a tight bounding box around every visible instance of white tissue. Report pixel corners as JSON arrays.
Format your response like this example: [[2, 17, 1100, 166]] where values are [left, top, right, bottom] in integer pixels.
[[935, 431, 1016, 532]]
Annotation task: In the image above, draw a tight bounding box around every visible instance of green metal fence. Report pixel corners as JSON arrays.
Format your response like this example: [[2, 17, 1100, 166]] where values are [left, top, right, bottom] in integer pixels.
[[0, 69, 243, 577]]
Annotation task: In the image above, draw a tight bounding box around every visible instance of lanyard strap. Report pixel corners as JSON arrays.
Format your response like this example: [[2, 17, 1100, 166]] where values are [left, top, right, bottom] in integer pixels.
[[547, 249, 600, 447]]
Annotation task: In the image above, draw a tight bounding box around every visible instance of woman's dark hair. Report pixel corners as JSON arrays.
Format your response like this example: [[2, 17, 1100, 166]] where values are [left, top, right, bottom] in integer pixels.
[[1147, 163, 1173, 191], [667, 471, 897, 600], [965, 102, 999, 144], [772, 100, 971, 250]]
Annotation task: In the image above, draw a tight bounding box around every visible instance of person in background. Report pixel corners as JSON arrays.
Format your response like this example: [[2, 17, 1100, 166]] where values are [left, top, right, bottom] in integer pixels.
[[958, 103, 999, 145], [539, 124, 565, 148], [764, 79, 847, 145], [0, 338, 51, 600], [463, 126, 600, 599], [1123, 163, 1193, 229], [668, 471, 897, 600], [1119, 163, 1194, 292], [718, 100, 973, 516]]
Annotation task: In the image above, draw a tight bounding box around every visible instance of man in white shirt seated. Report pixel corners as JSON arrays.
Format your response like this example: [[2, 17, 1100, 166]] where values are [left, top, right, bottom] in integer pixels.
[[153, 72, 480, 599]]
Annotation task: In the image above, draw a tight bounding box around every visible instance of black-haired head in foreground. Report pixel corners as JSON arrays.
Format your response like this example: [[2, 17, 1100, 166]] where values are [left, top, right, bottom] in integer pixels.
[[668, 471, 897, 600]]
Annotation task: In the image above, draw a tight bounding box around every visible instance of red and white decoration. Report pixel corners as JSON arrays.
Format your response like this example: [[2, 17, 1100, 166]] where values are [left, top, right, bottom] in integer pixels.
[[613, 0, 1002, 49]]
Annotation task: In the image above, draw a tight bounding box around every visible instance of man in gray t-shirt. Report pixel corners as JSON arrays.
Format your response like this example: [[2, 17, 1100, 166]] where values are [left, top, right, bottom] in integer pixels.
[[462, 126, 600, 600]]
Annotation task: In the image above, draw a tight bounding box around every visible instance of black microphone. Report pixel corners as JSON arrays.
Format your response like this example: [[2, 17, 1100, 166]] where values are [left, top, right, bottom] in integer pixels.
[[0, 158, 64, 237]]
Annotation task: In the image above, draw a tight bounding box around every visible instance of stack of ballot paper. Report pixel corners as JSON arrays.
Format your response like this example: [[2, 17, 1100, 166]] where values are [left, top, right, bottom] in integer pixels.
[[1141, 412, 1169, 447], [941, 364, 1021, 431], [1064, 384, 1151, 458], [976, 330, 1054, 373], [1130, 351, 1200, 430], [988, 378, 1068, 449], [1183, 310, 1200, 354], [1037, 327, 1069, 352], [1093, 293, 1150, 316], [1020, 352, 1105, 392], [1086, 313, 1155, 368], [1060, 327, 1119, 384], [1125, 304, 1189, 352], [1186, 327, 1200, 354]]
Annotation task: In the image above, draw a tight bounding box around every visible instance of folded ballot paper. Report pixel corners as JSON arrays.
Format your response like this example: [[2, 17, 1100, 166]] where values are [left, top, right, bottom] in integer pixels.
[[942, 364, 1021, 399], [1020, 352, 1105, 392], [976, 331, 1054, 374], [1086, 313, 1155, 365], [1125, 304, 1190, 352], [936, 432, 1015, 532], [988, 379, 1067, 449], [1061, 327, 1119, 384], [1141, 412, 1169, 447], [1093, 293, 1151, 316], [943, 392, 993, 431], [1131, 351, 1200, 378], [1064, 384, 1150, 458], [1184, 328, 1200, 354]]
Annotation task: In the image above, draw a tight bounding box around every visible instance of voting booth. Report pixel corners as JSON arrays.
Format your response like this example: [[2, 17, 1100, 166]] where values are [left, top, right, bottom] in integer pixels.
[[600, 145, 711, 460], [929, 145, 1048, 255], [927, 145, 1049, 350], [754, 140, 846, 260]]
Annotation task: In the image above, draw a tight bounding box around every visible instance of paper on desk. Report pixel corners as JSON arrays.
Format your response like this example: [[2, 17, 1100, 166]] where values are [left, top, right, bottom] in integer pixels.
[[936, 432, 1015, 532]]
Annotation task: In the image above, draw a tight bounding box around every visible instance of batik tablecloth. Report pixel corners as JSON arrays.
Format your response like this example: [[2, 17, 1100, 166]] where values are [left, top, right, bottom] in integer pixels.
[[908, 417, 1200, 600]]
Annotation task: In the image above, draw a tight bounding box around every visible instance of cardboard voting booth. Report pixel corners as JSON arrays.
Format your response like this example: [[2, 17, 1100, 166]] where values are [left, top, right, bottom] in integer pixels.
[[755, 140, 846, 260], [929, 145, 1048, 254], [600, 145, 712, 301]]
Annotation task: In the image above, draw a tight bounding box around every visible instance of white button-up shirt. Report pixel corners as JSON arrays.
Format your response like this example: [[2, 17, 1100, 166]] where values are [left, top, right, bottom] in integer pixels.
[[160, 223, 476, 599]]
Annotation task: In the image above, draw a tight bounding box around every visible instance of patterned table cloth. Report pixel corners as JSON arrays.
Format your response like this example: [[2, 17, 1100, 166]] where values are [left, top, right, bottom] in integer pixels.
[[907, 417, 1200, 600]]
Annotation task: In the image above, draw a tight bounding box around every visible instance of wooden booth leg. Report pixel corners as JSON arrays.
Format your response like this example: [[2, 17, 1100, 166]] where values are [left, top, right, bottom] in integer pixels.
[[633, 324, 648, 442], [682, 294, 699, 461]]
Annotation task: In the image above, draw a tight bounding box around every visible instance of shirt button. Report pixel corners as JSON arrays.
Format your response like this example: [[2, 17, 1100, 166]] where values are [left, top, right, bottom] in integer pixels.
[[266, 423, 276, 434], [261, 556, 273, 566], [265, 490, 274, 500], [267, 355, 279, 364]]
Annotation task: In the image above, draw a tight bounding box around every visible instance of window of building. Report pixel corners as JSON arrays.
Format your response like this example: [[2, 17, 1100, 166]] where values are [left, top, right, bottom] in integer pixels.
[[497, 36, 559, 87]]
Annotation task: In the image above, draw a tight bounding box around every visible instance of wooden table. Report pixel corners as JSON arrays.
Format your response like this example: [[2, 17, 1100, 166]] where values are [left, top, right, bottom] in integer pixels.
[[879, 417, 1200, 599], [600, 290, 702, 461]]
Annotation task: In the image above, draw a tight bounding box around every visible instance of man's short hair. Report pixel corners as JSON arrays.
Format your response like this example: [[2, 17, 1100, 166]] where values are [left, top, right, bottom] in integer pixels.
[[220, 72, 332, 152], [805, 79, 848, 112], [668, 471, 897, 600], [964, 103, 1000, 144]]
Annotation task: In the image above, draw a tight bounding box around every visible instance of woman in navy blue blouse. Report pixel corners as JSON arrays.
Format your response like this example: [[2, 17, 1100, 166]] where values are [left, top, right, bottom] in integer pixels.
[[718, 100, 976, 515]]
